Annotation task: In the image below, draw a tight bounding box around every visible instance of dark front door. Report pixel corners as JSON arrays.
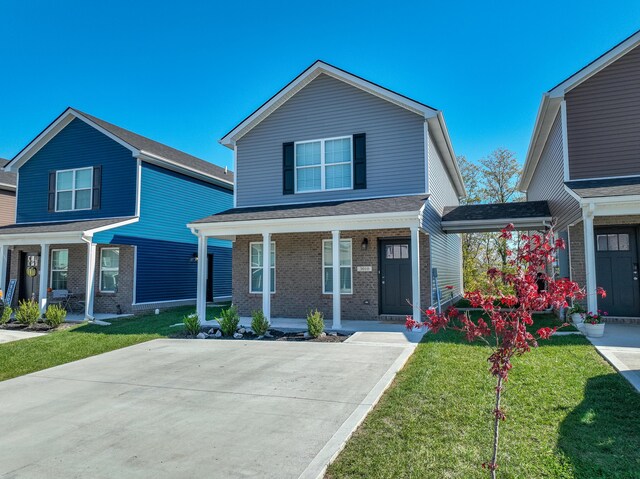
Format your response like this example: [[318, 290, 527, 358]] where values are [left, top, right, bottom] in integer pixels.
[[595, 227, 640, 317], [206, 253, 214, 303], [19, 252, 39, 302], [379, 239, 412, 315]]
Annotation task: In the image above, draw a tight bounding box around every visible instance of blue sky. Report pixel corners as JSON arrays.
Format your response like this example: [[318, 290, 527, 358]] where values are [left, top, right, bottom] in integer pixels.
[[1, 1, 639, 172]]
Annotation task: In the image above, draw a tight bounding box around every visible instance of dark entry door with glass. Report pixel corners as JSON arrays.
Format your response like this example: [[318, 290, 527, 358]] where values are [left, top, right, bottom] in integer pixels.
[[595, 227, 640, 317], [19, 252, 39, 302], [379, 239, 412, 315]]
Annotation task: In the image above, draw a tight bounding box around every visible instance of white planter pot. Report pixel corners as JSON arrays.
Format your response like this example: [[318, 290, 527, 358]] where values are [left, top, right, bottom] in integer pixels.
[[585, 322, 605, 338], [571, 313, 584, 324]]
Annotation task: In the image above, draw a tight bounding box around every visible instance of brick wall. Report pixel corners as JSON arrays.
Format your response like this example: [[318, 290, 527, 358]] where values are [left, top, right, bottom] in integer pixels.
[[232, 228, 431, 320], [8, 243, 134, 314]]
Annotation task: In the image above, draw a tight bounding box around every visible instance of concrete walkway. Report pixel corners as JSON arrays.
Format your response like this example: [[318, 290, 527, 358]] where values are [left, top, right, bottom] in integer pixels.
[[0, 330, 423, 478], [586, 323, 640, 392], [0, 330, 46, 344]]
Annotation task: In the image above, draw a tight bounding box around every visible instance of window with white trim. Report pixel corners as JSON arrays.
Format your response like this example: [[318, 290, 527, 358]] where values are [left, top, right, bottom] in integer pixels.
[[323, 239, 352, 294], [295, 136, 352, 192], [250, 242, 275, 293], [56, 167, 93, 211], [100, 248, 120, 293], [50, 249, 68, 290]]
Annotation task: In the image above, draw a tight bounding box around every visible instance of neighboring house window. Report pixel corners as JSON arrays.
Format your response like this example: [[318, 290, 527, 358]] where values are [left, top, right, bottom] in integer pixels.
[[50, 249, 68, 290], [56, 167, 93, 211], [295, 137, 352, 192], [322, 239, 352, 294], [250, 242, 275, 293], [100, 248, 120, 293]]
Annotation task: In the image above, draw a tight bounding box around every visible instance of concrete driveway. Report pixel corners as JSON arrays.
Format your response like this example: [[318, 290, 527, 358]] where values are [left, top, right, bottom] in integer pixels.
[[0, 332, 420, 478], [0, 330, 45, 344], [586, 323, 640, 392]]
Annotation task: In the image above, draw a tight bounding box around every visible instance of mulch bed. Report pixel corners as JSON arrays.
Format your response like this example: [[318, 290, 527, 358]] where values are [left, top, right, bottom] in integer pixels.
[[172, 328, 350, 342], [0, 321, 71, 333]]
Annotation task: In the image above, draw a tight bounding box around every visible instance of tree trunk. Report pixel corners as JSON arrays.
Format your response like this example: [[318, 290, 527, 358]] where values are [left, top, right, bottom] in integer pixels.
[[490, 376, 503, 479]]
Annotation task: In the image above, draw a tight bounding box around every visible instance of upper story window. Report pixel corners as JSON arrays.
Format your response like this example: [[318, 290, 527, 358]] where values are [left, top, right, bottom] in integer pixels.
[[56, 167, 93, 212], [295, 136, 352, 193]]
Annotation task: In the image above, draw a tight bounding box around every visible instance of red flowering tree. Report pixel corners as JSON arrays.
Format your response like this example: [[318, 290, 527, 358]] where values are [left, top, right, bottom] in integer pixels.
[[406, 224, 604, 478]]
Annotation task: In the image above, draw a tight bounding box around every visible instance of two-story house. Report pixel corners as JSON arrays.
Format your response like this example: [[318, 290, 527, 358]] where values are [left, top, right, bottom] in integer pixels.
[[189, 61, 466, 327], [520, 30, 640, 318], [0, 108, 233, 319]]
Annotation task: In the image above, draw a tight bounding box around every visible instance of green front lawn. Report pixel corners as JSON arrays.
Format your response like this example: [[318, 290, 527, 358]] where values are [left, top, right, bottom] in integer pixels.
[[463, 310, 578, 333], [0, 306, 223, 382], [327, 331, 640, 479]]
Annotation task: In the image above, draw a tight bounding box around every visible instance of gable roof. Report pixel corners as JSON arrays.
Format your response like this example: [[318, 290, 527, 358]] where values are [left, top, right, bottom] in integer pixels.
[[0, 159, 17, 190], [520, 29, 640, 191], [565, 177, 640, 198], [6, 108, 233, 189], [219, 60, 465, 197]]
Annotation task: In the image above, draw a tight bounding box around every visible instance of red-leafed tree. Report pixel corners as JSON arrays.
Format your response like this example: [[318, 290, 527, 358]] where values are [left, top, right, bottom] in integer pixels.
[[406, 224, 605, 478]]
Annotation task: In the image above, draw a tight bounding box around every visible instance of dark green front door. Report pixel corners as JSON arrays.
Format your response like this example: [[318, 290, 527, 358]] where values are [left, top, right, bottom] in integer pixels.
[[379, 239, 412, 315]]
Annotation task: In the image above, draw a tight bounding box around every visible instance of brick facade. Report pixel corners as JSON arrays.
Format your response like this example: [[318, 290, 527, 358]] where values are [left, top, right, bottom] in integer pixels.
[[232, 228, 431, 320], [7, 243, 135, 314]]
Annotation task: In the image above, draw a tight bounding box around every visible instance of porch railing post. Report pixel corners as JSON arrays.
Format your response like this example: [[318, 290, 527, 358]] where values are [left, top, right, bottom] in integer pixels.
[[583, 204, 598, 313], [262, 232, 271, 323], [84, 240, 96, 321], [196, 234, 208, 321], [38, 243, 50, 315], [411, 226, 421, 322]]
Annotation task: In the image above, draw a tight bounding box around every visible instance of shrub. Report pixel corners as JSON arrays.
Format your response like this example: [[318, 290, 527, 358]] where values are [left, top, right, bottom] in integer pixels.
[[218, 305, 240, 336], [0, 305, 12, 325], [307, 309, 324, 338], [251, 310, 269, 336], [44, 304, 67, 327], [183, 313, 201, 336], [16, 300, 40, 326]]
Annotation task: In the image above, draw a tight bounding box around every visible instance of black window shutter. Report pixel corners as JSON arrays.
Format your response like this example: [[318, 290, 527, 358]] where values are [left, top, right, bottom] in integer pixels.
[[283, 142, 295, 195], [92, 166, 102, 209], [353, 133, 366, 189], [48, 172, 56, 212]]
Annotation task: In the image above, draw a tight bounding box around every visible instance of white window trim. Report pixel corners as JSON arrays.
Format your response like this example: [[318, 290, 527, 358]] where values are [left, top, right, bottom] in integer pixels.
[[55, 167, 93, 212], [49, 248, 68, 290], [249, 241, 276, 294], [322, 238, 353, 295], [99, 247, 120, 293], [294, 136, 353, 194]]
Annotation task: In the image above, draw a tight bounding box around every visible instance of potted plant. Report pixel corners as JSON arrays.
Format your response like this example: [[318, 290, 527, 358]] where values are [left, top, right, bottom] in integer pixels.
[[584, 310, 607, 337], [567, 303, 586, 324]]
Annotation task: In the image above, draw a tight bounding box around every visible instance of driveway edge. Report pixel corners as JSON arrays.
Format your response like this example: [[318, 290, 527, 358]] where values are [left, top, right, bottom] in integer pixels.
[[298, 343, 418, 479]]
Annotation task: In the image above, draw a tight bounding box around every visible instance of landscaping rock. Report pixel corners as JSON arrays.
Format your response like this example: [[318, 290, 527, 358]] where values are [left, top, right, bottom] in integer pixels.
[[303, 332, 311, 339], [320, 332, 327, 338], [208, 328, 217, 335], [265, 331, 273, 338], [256, 335, 264, 340], [214, 330, 222, 338], [233, 332, 243, 339], [329, 332, 338, 336], [238, 327, 246, 334], [196, 332, 207, 339]]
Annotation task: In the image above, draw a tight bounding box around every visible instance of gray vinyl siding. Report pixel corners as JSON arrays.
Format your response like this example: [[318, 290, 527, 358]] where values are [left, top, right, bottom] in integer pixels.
[[527, 112, 580, 230], [566, 44, 640, 180], [236, 73, 426, 207], [427, 133, 459, 214]]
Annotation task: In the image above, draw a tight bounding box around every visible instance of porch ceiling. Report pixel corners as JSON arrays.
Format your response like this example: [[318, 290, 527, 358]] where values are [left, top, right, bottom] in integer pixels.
[[441, 201, 552, 233]]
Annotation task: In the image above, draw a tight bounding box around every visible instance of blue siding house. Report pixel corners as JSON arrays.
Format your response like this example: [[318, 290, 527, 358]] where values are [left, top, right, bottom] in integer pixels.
[[0, 108, 233, 319]]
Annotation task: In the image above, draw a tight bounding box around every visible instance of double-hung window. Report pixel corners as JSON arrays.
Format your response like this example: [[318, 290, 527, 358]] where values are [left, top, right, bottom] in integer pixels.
[[250, 242, 275, 293], [323, 239, 352, 294], [50, 249, 69, 290], [295, 136, 352, 193], [100, 248, 120, 293], [56, 167, 93, 211]]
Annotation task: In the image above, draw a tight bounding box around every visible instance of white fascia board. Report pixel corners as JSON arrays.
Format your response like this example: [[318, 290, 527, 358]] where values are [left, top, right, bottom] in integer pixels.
[[592, 199, 640, 216], [84, 217, 140, 235], [519, 95, 562, 192], [220, 61, 437, 148], [563, 184, 583, 202], [548, 30, 640, 98], [0, 183, 16, 191], [441, 217, 553, 232], [6, 109, 140, 172], [189, 210, 422, 238], [0, 231, 84, 246], [136, 152, 234, 190]]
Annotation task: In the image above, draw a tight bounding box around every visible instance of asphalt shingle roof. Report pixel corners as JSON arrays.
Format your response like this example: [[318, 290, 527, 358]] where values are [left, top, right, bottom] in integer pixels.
[[565, 177, 640, 198], [442, 201, 552, 222], [0, 159, 17, 189], [192, 194, 429, 224], [0, 217, 136, 235], [73, 109, 234, 187]]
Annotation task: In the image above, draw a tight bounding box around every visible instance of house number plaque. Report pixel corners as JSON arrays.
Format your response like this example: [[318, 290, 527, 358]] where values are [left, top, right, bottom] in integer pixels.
[[356, 266, 372, 272]]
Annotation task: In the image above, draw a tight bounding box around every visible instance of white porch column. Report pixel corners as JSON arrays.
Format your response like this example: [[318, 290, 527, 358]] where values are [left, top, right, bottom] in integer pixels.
[[196, 234, 208, 321], [0, 245, 8, 294], [332, 230, 341, 330], [410, 226, 421, 321], [262, 232, 271, 323], [38, 243, 50, 314], [84, 240, 97, 321], [582, 205, 598, 313]]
